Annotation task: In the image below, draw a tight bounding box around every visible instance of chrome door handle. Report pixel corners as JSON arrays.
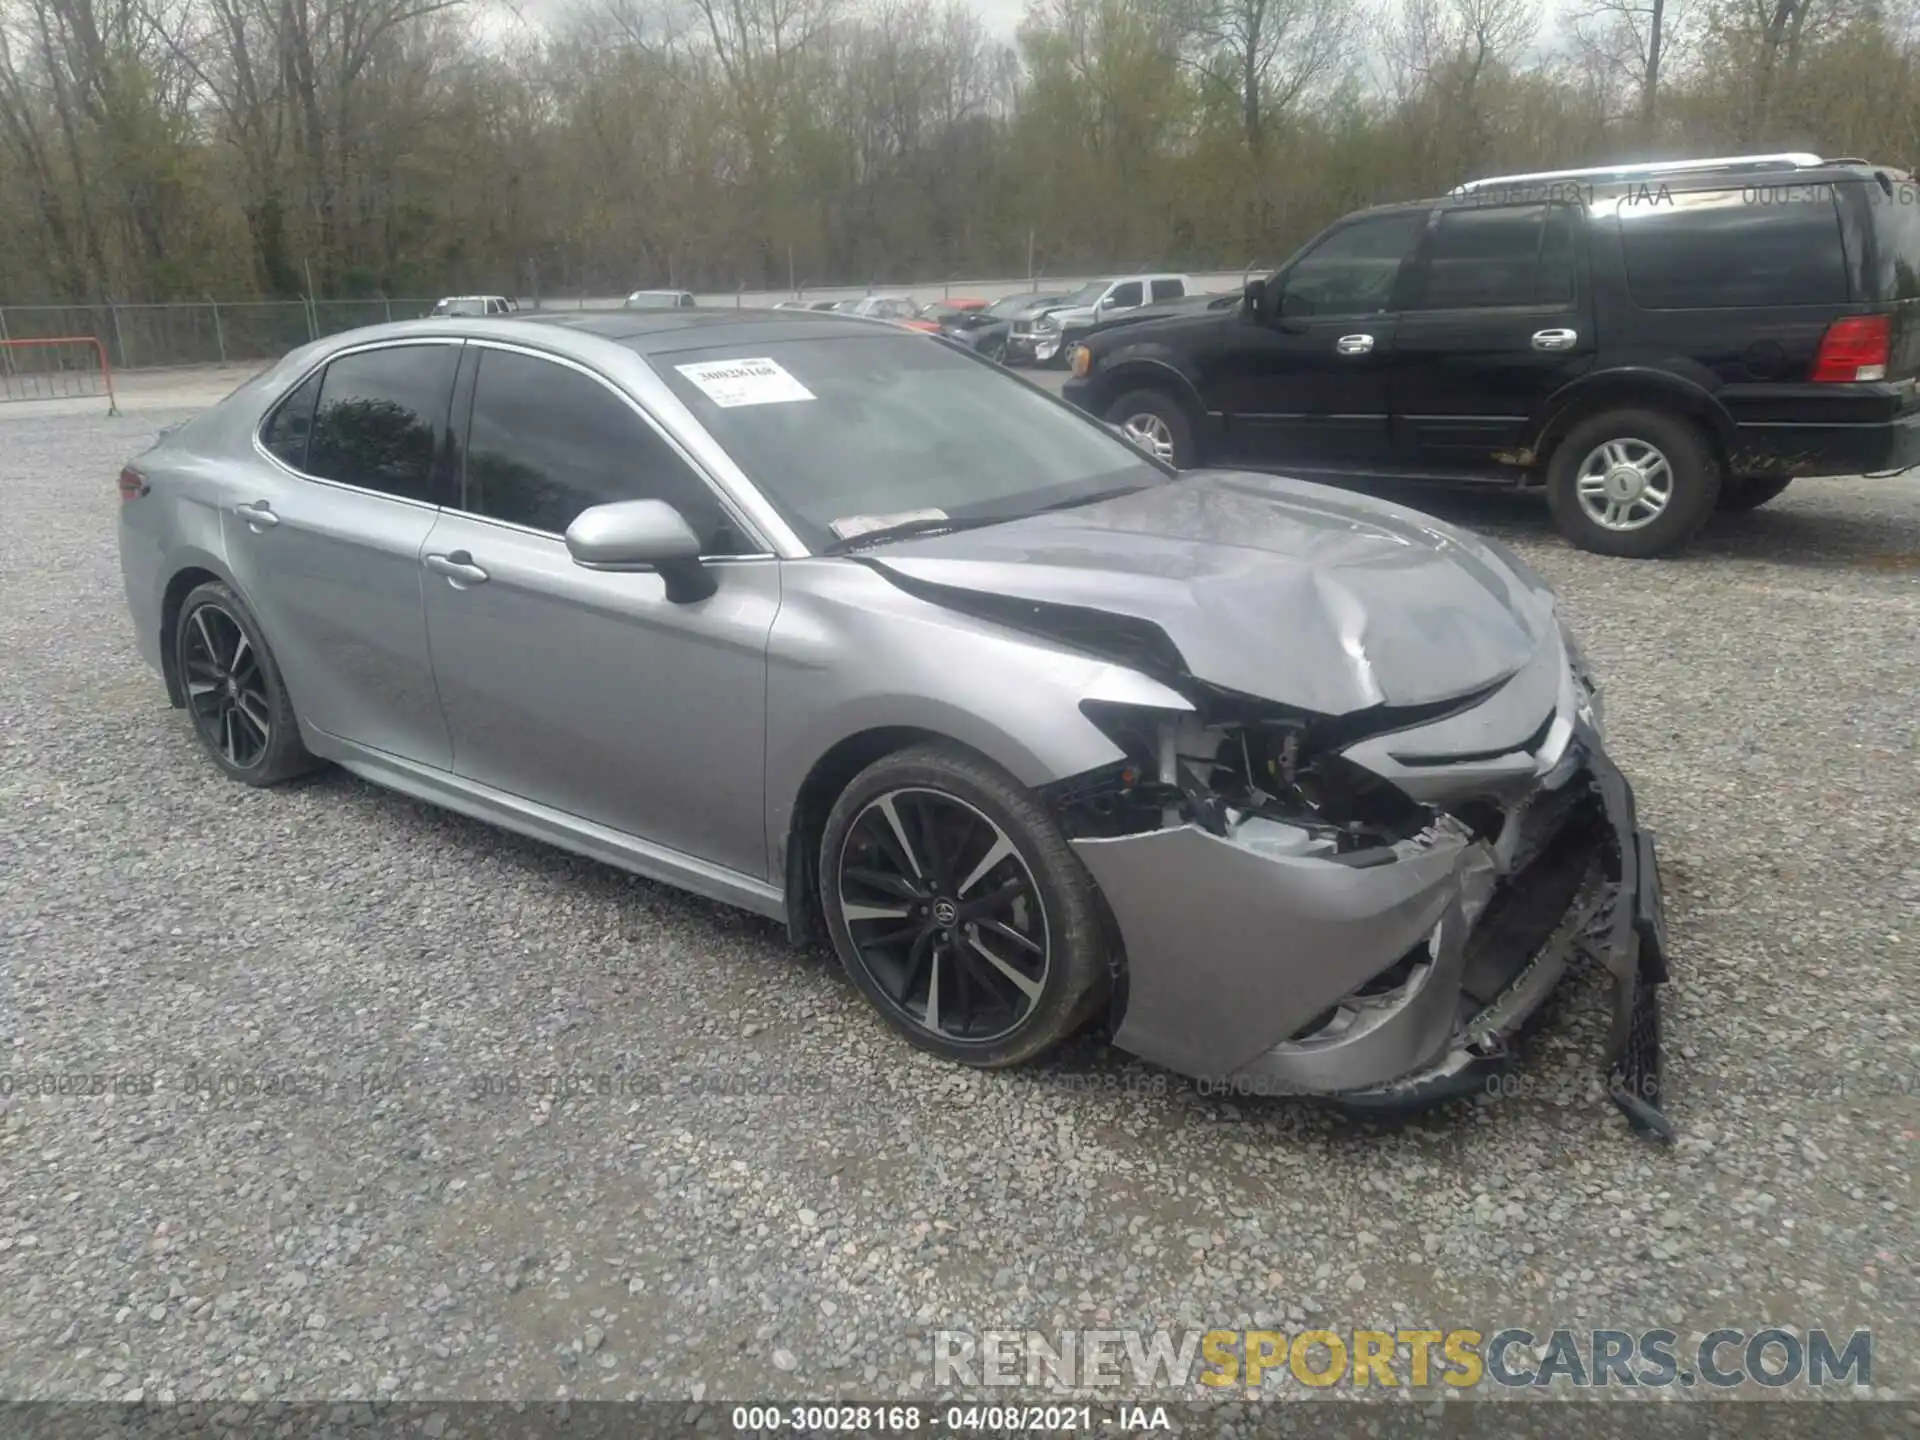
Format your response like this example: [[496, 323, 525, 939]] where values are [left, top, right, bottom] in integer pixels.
[[1532, 328, 1578, 351], [424, 551, 489, 586], [234, 501, 279, 530], [1335, 334, 1374, 355]]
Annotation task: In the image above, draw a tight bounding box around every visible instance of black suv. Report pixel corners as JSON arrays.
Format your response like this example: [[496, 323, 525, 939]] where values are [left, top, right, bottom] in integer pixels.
[[1060, 153, 1920, 557]]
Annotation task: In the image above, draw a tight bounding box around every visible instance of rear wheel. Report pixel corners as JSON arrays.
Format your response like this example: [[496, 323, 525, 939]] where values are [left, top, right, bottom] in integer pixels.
[[820, 744, 1108, 1069], [1718, 476, 1794, 511], [174, 581, 318, 786], [1545, 408, 1722, 557], [1105, 387, 1198, 467]]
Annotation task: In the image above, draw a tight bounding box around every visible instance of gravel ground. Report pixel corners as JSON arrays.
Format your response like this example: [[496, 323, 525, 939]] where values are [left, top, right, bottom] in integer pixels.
[[1, 390, 1916, 1416]]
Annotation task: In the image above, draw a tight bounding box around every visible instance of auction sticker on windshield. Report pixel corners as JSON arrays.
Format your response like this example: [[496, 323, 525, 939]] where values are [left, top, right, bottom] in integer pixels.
[[829, 508, 948, 541], [674, 357, 815, 407]]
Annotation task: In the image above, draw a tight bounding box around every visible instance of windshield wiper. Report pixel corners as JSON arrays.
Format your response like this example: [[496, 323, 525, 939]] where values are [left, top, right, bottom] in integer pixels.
[[1031, 482, 1156, 513], [819, 514, 1011, 554]]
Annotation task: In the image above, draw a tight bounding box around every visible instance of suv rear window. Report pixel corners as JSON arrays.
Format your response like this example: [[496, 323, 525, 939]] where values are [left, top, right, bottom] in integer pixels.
[[1863, 184, 1920, 300], [1617, 187, 1849, 309]]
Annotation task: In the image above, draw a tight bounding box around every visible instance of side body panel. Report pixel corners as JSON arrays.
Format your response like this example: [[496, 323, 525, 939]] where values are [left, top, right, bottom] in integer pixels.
[[418, 512, 780, 879]]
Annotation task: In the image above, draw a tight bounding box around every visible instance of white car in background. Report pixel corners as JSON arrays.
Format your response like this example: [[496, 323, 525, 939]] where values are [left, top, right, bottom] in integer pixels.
[[624, 289, 698, 309], [429, 295, 517, 317], [830, 296, 919, 322]]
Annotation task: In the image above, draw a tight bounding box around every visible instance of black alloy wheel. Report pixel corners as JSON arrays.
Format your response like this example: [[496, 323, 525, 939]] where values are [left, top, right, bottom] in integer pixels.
[[182, 600, 274, 769], [838, 787, 1050, 1044], [173, 580, 318, 786], [820, 744, 1109, 1067]]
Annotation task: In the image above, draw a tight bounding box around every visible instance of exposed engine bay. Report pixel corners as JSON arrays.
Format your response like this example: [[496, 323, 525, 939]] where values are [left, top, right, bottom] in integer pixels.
[[1048, 686, 1506, 857]]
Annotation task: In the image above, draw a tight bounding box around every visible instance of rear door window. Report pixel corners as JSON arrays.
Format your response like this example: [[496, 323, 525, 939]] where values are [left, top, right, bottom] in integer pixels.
[[1150, 278, 1185, 301], [261, 369, 323, 469], [305, 343, 459, 503], [1408, 204, 1576, 309], [1617, 186, 1849, 309]]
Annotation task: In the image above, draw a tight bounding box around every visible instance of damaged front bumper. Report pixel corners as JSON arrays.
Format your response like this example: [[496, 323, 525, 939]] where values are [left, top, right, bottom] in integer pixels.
[[1070, 725, 1673, 1141]]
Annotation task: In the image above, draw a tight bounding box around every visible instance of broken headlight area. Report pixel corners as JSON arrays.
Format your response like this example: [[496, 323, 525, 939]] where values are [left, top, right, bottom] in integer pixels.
[[1052, 691, 1497, 856]]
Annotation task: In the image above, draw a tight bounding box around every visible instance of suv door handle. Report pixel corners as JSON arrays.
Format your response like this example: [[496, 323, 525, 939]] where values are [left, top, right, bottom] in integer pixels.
[[1532, 328, 1578, 351], [424, 551, 489, 586], [1335, 334, 1374, 355], [233, 501, 279, 530]]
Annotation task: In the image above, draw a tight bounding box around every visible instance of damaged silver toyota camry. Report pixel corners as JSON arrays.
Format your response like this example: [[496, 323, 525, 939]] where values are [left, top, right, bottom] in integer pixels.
[[117, 309, 1671, 1138]]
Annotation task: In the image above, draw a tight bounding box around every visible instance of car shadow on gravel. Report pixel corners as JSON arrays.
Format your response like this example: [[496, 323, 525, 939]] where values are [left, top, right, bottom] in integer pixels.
[[312, 765, 815, 953]]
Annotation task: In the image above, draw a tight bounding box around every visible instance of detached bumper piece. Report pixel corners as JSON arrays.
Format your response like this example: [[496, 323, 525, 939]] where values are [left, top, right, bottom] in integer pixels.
[[1587, 753, 1675, 1142]]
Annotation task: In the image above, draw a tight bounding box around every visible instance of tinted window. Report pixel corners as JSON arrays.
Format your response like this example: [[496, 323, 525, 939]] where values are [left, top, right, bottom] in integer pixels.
[[1410, 205, 1577, 309], [262, 369, 323, 469], [1107, 282, 1143, 307], [1150, 279, 1184, 301], [1618, 187, 1849, 309], [1864, 183, 1920, 300], [306, 345, 457, 502], [654, 334, 1164, 553], [1282, 212, 1426, 315], [463, 349, 744, 551]]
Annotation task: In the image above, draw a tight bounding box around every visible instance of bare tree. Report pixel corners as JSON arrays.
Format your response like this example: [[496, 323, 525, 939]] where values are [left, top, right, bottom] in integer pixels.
[[1184, 0, 1351, 153]]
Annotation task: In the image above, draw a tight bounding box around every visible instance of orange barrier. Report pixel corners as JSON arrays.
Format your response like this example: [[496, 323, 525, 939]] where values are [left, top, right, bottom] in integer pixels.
[[0, 336, 119, 414]]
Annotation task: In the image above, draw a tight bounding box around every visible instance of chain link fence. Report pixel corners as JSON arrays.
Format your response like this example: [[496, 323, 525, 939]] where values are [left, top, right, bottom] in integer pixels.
[[0, 299, 437, 372], [0, 268, 1269, 373]]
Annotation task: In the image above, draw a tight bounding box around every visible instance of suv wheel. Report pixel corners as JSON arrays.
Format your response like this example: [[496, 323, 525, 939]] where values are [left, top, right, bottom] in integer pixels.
[[1105, 388, 1197, 467], [1546, 409, 1722, 557], [1719, 476, 1793, 512]]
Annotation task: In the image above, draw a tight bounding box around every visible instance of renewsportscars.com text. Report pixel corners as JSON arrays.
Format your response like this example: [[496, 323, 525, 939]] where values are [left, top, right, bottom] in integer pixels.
[[933, 1327, 1872, 1391]]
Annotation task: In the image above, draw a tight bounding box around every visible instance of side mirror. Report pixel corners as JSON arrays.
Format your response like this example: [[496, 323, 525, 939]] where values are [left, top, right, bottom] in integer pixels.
[[565, 499, 716, 604], [1243, 280, 1267, 322]]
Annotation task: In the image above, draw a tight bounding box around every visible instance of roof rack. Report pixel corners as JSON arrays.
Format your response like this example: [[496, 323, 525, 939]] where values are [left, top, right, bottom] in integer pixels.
[[1450, 153, 1827, 195]]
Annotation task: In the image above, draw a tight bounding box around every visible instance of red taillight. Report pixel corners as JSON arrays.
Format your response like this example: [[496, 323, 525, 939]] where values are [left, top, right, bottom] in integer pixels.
[[1810, 314, 1890, 382], [118, 465, 147, 500]]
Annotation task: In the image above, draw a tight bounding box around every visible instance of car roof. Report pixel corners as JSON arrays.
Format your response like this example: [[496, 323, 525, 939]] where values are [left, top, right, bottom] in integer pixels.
[[339, 307, 898, 358], [1387, 156, 1914, 212]]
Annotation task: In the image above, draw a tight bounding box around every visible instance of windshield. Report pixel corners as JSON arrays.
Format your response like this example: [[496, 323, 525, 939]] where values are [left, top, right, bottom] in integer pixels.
[[989, 294, 1046, 316], [651, 334, 1165, 552]]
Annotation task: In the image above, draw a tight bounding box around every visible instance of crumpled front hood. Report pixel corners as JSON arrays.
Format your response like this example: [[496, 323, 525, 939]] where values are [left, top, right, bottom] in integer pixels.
[[867, 471, 1557, 716]]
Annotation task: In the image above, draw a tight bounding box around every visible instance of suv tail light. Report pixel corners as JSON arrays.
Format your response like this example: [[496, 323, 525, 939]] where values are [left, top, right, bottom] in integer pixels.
[[1810, 315, 1890, 382], [118, 465, 148, 500]]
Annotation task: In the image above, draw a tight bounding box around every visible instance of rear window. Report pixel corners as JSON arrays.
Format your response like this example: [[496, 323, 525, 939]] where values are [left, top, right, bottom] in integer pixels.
[[1617, 186, 1849, 309], [1863, 182, 1920, 300]]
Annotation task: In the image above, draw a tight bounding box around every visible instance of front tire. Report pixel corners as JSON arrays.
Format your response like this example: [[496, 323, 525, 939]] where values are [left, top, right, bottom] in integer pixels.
[[819, 744, 1109, 1068], [1718, 476, 1794, 511], [1106, 388, 1197, 467], [1545, 408, 1722, 557], [173, 581, 318, 786]]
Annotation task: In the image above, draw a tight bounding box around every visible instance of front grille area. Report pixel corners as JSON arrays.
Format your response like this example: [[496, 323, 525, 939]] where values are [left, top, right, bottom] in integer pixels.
[[1457, 794, 1605, 1010]]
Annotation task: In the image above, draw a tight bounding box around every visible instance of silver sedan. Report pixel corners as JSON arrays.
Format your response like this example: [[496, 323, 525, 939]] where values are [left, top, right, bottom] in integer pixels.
[[116, 309, 1673, 1135]]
